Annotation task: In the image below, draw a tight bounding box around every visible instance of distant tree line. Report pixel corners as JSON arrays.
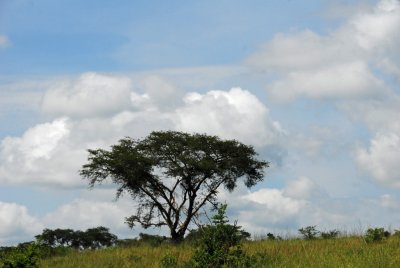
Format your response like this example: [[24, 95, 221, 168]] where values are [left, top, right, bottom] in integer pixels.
[[35, 226, 118, 250]]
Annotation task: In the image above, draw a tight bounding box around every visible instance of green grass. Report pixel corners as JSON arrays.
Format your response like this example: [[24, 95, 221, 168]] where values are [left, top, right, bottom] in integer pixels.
[[38, 236, 400, 267]]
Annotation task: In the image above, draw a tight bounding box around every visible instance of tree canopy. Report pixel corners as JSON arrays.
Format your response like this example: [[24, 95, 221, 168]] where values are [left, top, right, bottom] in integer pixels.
[[35, 227, 118, 250], [80, 131, 268, 242]]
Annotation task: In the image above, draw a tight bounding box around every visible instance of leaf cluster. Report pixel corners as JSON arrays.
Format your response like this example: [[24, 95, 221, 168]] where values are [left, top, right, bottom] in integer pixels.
[[0, 242, 40, 268]]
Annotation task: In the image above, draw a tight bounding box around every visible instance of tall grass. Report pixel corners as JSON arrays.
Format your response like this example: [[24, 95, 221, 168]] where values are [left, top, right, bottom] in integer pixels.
[[39, 236, 400, 267]]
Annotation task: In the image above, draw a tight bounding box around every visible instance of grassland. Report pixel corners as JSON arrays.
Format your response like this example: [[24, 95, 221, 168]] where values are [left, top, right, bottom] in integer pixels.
[[39, 236, 400, 268]]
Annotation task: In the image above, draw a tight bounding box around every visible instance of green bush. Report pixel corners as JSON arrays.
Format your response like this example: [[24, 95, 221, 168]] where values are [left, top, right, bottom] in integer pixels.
[[188, 204, 256, 268], [320, 230, 340, 239], [1, 243, 40, 268], [266, 233, 276, 240], [365, 228, 390, 243], [298, 226, 319, 240]]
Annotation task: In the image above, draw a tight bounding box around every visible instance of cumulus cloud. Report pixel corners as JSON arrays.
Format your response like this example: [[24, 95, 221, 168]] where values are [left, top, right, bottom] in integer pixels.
[[175, 88, 284, 146], [246, 0, 400, 188], [246, 0, 400, 102], [0, 202, 43, 245], [217, 176, 349, 234], [41, 72, 133, 118], [339, 96, 400, 187], [218, 176, 400, 235], [0, 35, 9, 48], [0, 194, 154, 245], [355, 133, 400, 187], [42, 199, 130, 231], [0, 72, 284, 187], [268, 61, 383, 101], [0, 118, 83, 186]]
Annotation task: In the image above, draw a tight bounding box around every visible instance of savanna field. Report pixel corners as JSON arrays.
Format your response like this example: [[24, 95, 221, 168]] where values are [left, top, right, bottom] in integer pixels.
[[38, 236, 400, 268], [2, 1, 400, 268]]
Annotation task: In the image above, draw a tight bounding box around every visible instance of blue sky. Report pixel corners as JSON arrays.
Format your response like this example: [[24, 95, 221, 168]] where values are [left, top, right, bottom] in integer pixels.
[[1, 0, 400, 245]]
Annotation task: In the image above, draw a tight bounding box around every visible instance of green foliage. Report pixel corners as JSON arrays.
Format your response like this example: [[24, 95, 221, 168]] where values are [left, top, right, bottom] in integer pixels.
[[185, 225, 250, 244], [35, 226, 117, 250], [320, 230, 340, 239], [298, 226, 319, 240], [188, 204, 256, 268], [266, 233, 276, 240], [80, 131, 268, 242], [0, 243, 40, 268], [365, 228, 390, 243]]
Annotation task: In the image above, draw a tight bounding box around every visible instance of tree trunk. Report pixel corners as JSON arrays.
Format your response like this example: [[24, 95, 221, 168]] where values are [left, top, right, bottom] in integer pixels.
[[170, 230, 184, 243]]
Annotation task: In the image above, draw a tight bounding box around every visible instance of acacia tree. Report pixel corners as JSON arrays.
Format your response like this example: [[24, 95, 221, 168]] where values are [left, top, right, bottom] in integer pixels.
[[80, 131, 268, 242]]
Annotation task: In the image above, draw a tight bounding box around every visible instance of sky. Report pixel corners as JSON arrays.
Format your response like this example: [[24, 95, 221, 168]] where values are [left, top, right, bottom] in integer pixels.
[[1, 0, 400, 246]]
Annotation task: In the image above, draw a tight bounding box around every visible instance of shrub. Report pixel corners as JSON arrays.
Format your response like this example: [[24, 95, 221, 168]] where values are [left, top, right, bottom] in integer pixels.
[[298, 226, 319, 240], [1, 243, 40, 268], [320, 230, 340, 239], [365, 228, 389, 243], [266, 233, 276, 240], [185, 226, 250, 244], [188, 204, 256, 268]]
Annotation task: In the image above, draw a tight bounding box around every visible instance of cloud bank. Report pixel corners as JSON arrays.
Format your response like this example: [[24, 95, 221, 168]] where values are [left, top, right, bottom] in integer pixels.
[[0, 72, 284, 188]]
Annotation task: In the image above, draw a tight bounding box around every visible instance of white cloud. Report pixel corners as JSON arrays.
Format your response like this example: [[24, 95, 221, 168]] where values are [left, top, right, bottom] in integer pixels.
[[0, 118, 88, 187], [218, 176, 400, 235], [243, 188, 305, 222], [349, 0, 400, 51], [1, 73, 284, 187], [338, 95, 400, 187], [0, 194, 154, 245], [0, 202, 43, 245], [356, 133, 400, 187], [247, 30, 359, 72], [175, 87, 284, 146], [42, 199, 130, 232], [245, 0, 400, 189], [283, 176, 317, 200], [268, 61, 383, 102], [246, 0, 400, 102], [41, 72, 133, 118], [0, 35, 10, 48]]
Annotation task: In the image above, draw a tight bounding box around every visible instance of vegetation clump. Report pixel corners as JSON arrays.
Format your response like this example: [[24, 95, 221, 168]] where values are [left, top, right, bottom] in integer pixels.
[[320, 230, 340, 239], [365, 228, 390, 243], [298, 226, 319, 240], [188, 204, 257, 268], [0, 242, 41, 268], [35, 226, 118, 250]]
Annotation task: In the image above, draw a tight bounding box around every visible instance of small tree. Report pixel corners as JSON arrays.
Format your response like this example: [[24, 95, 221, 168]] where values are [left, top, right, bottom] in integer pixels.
[[298, 226, 319, 240], [80, 131, 268, 242], [189, 204, 255, 267]]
